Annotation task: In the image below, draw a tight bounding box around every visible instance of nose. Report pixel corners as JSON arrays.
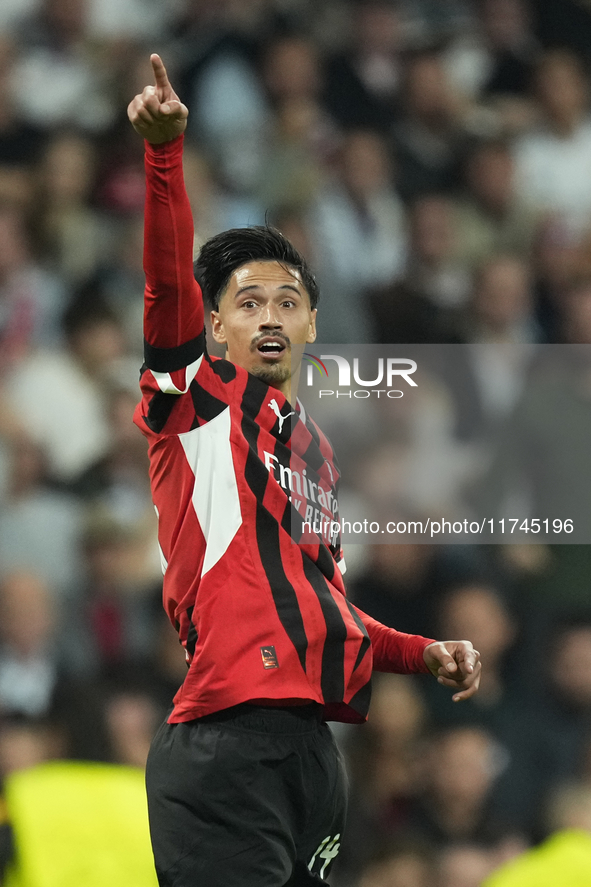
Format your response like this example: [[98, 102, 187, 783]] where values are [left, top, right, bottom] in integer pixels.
[[259, 303, 283, 330]]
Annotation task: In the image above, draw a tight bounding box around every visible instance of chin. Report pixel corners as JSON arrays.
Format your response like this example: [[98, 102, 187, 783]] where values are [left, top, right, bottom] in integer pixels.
[[249, 362, 291, 386]]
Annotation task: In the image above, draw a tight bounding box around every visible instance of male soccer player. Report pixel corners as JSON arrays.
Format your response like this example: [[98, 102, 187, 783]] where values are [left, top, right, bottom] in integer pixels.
[[128, 54, 481, 886]]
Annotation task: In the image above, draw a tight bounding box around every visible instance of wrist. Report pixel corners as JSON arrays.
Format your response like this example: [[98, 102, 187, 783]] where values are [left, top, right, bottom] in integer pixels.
[[145, 133, 184, 155], [418, 639, 438, 674]]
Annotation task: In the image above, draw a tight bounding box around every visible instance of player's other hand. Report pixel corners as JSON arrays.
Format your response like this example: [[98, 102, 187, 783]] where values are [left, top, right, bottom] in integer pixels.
[[423, 640, 481, 702], [127, 54, 188, 144]]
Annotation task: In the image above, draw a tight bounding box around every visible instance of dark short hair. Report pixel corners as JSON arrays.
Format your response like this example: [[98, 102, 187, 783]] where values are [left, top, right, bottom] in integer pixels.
[[193, 225, 319, 311]]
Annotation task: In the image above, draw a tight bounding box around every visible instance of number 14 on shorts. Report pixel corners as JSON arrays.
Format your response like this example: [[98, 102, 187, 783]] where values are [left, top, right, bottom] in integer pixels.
[[308, 834, 341, 878]]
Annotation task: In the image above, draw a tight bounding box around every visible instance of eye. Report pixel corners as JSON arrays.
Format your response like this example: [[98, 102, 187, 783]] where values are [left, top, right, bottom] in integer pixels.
[[281, 299, 296, 308], [241, 299, 257, 309]]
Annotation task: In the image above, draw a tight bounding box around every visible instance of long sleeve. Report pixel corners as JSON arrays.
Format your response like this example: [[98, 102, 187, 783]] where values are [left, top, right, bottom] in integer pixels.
[[352, 604, 435, 674], [143, 135, 205, 371]]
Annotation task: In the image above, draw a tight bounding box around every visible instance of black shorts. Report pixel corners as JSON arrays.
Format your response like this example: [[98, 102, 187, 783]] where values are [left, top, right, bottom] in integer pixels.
[[145, 703, 348, 886]]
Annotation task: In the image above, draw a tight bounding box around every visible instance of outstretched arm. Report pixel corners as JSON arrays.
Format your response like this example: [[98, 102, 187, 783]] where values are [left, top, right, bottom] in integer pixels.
[[128, 55, 203, 385], [353, 605, 481, 702]]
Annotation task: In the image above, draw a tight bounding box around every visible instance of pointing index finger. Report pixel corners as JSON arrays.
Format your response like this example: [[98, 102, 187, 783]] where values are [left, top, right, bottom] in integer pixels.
[[151, 53, 170, 90]]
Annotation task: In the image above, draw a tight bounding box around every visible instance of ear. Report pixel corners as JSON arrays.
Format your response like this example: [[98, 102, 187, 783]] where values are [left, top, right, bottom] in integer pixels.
[[306, 308, 317, 344], [210, 309, 227, 344]]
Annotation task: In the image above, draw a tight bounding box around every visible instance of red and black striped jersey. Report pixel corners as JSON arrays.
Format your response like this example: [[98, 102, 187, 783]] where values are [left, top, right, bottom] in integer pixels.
[[134, 135, 434, 724]]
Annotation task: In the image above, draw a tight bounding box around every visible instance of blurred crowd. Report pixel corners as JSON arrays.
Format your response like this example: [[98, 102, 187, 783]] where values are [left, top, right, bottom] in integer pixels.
[[1, 0, 591, 884]]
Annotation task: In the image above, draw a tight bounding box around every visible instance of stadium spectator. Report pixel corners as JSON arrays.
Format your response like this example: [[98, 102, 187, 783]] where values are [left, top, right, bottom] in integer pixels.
[[335, 674, 430, 882], [369, 193, 469, 343], [529, 618, 591, 792], [436, 842, 498, 887], [423, 583, 519, 723], [513, 48, 591, 236], [5, 296, 124, 482], [10, 0, 116, 132], [102, 686, 161, 769], [0, 572, 59, 718], [356, 842, 435, 887], [350, 544, 472, 639], [0, 204, 66, 370], [70, 386, 152, 523], [559, 277, 591, 344], [398, 0, 473, 46], [404, 192, 471, 310], [0, 438, 83, 597], [34, 131, 110, 286], [452, 139, 540, 269], [444, 0, 539, 135], [391, 50, 468, 202], [531, 218, 591, 341], [407, 725, 519, 848], [462, 254, 538, 354], [0, 716, 63, 779], [62, 508, 161, 679], [0, 36, 46, 209], [324, 0, 404, 134], [310, 129, 407, 343]]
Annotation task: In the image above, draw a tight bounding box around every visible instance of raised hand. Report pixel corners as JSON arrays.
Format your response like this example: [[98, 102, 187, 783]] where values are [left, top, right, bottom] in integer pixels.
[[127, 53, 188, 144], [423, 640, 481, 702]]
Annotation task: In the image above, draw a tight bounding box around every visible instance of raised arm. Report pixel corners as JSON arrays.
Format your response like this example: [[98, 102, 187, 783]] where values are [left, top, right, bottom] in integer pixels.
[[128, 55, 204, 383]]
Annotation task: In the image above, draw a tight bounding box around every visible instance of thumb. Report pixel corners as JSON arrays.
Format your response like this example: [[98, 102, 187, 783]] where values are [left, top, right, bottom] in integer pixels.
[[161, 100, 188, 118]]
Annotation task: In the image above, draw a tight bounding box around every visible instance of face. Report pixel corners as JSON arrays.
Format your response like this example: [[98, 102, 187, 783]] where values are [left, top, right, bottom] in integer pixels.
[[211, 260, 317, 393], [439, 585, 515, 663], [473, 257, 530, 328], [341, 131, 390, 200], [469, 147, 514, 211], [536, 53, 588, 124], [411, 196, 453, 263], [553, 627, 591, 706], [430, 728, 496, 802]]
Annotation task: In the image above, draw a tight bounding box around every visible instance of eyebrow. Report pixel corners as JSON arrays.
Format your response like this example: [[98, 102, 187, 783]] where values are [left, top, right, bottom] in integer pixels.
[[234, 284, 303, 298]]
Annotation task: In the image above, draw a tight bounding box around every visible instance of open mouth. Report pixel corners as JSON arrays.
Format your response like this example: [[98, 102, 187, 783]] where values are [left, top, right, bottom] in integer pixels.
[[256, 339, 287, 359]]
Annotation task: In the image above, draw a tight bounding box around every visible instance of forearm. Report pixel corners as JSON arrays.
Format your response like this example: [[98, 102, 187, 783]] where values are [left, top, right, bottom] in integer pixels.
[[352, 604, 435, 674], [143, 134, 204, 356]]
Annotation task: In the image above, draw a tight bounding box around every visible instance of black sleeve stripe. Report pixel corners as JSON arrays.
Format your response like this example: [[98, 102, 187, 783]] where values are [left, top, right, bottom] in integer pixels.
[[343, 599, 371, 672], [144, 390, 179, 433], [211, 359, 237, 382], [144, 330, 205, 374], [190, 380, 229, 423], [348, 681, 372, 718]]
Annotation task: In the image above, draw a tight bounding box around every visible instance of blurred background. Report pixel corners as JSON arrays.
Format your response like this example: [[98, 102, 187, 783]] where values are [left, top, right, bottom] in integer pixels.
[[1, 0, 591, 884]]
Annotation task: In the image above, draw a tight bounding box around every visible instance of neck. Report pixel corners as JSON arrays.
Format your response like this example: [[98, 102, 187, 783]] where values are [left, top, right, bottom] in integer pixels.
[[272, 363, 301, 405]]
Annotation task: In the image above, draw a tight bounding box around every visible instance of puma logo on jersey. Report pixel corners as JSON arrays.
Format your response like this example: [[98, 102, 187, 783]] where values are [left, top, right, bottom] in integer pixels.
[[260, 645, 279, 669], [268, 399, 296, 435]]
